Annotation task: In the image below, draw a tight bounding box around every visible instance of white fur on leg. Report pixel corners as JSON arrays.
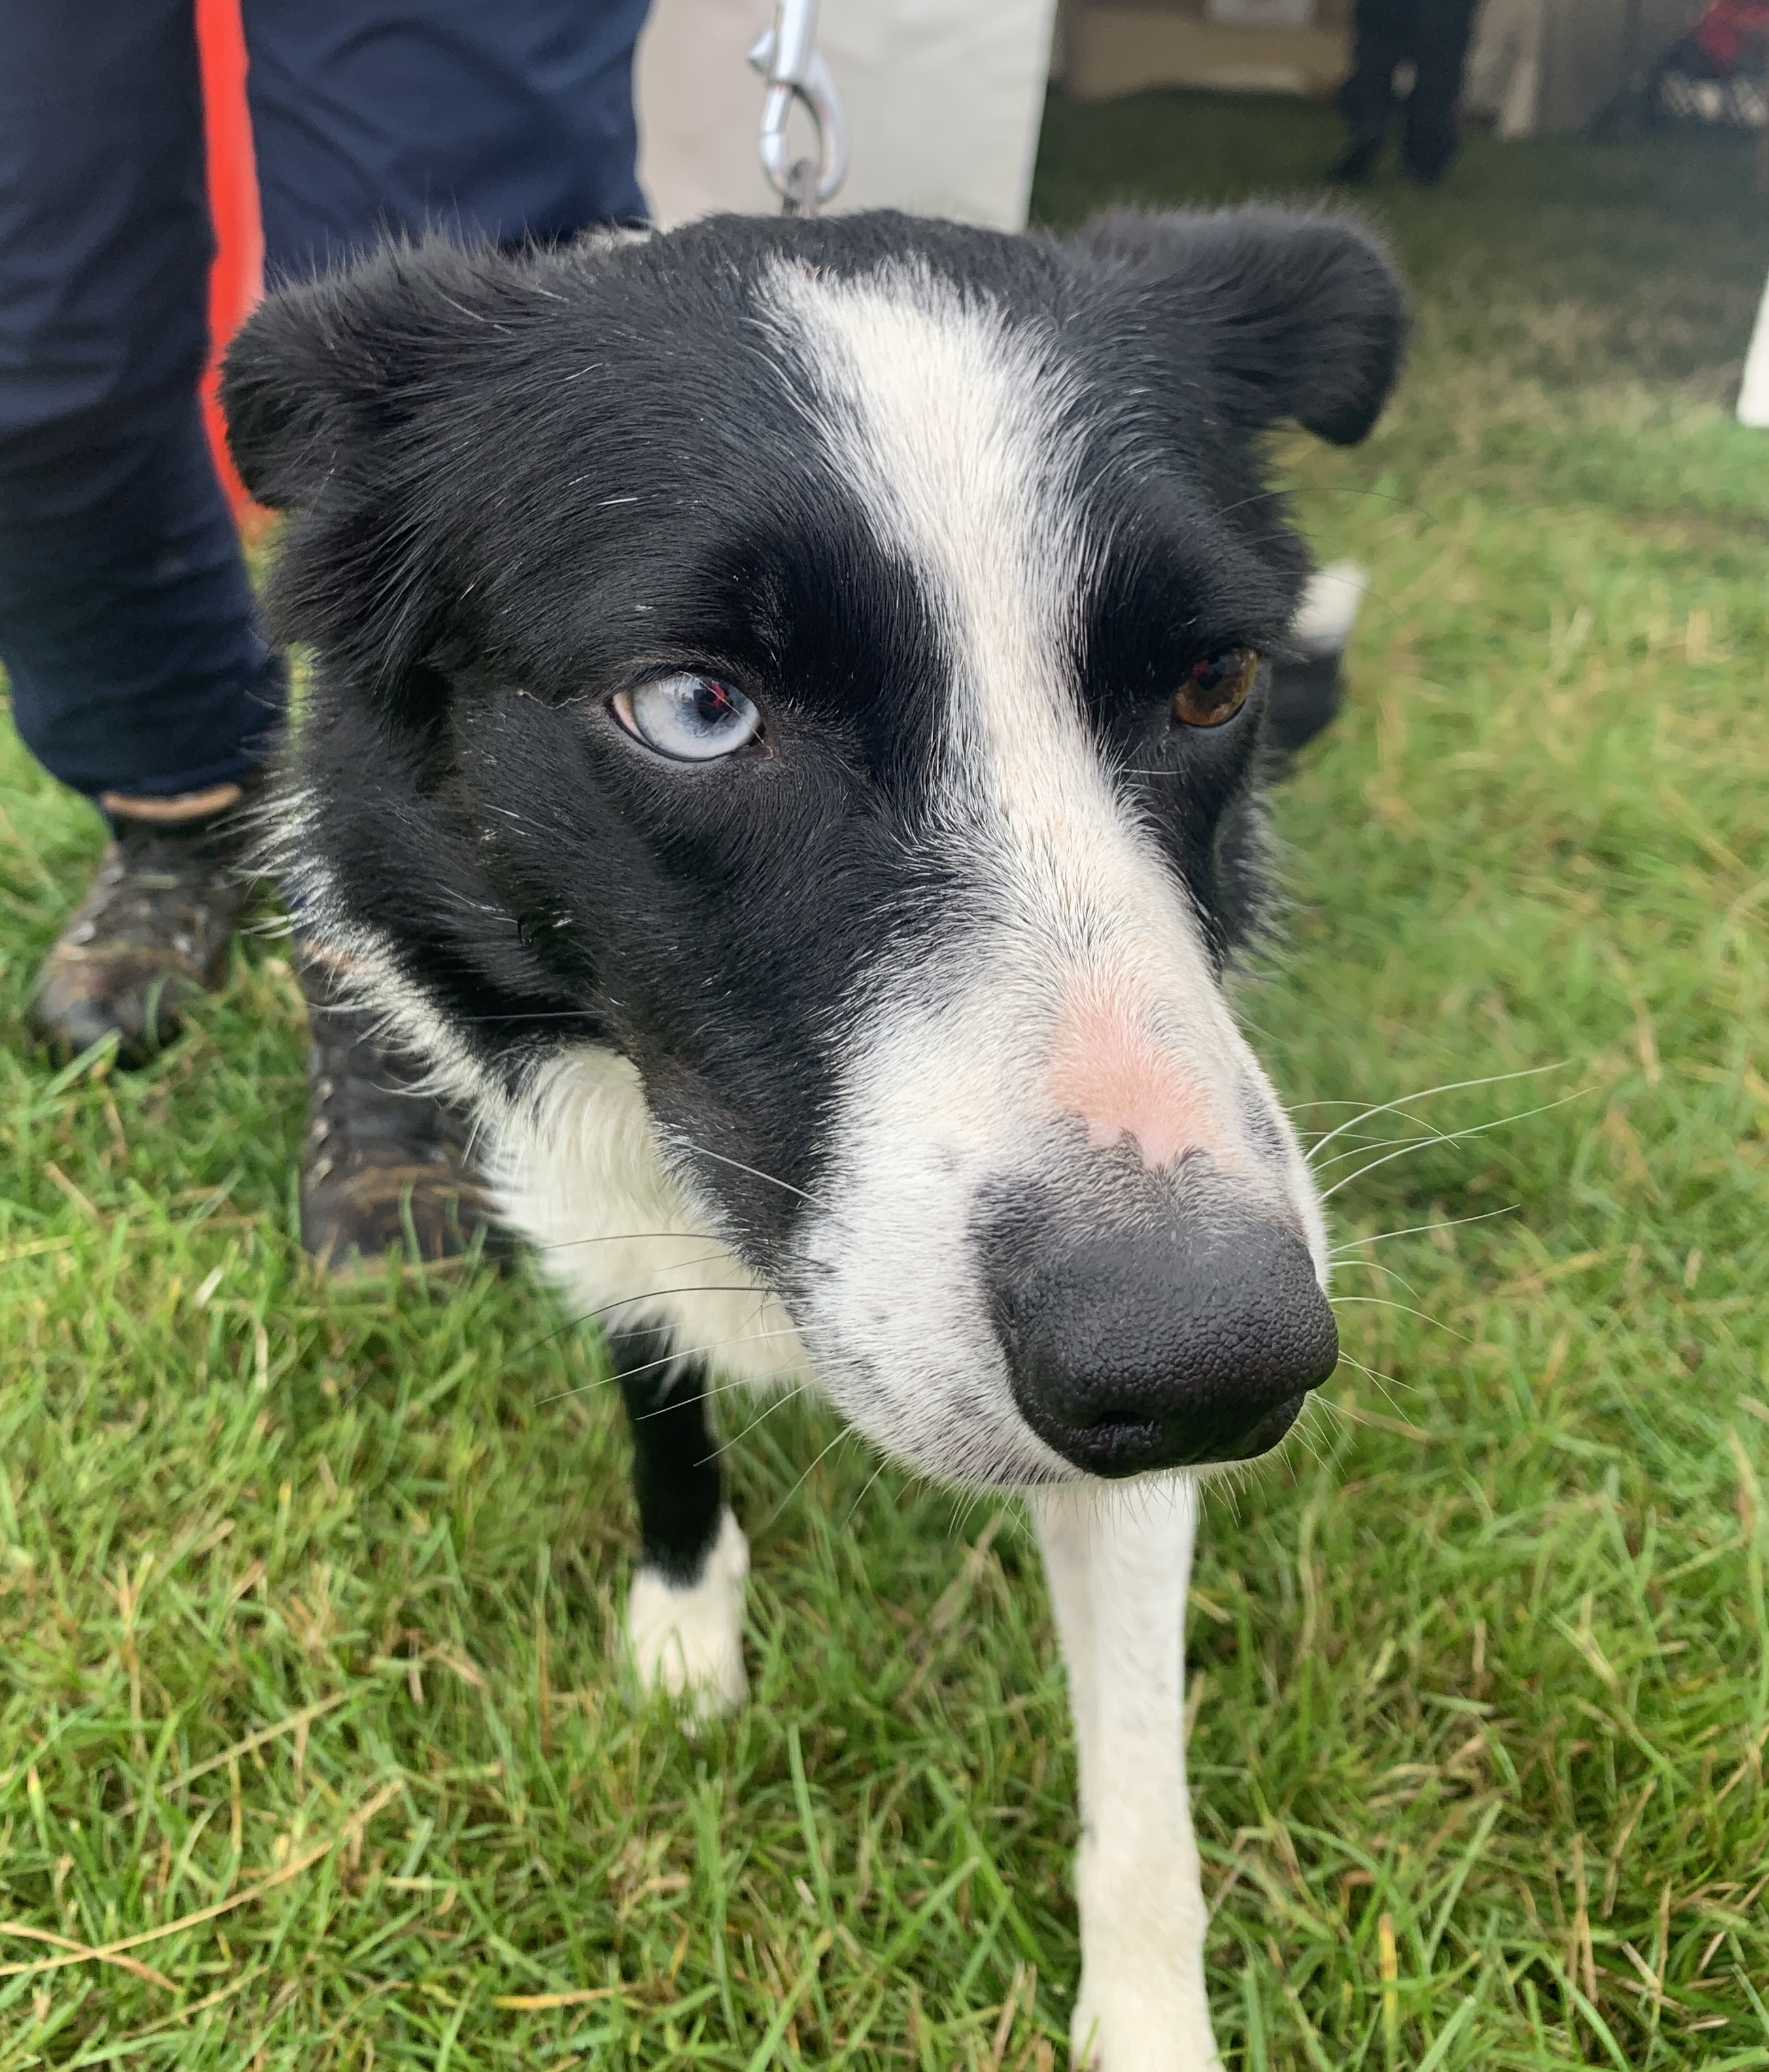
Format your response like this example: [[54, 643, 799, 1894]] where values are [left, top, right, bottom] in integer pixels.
[[627, 1508, 750, 1719], [1033, 1482, 1222, 2072]]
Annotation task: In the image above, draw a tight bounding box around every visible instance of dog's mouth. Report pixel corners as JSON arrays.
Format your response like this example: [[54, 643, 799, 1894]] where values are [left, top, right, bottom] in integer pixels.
[[1018, 1390, 1311, 1479]]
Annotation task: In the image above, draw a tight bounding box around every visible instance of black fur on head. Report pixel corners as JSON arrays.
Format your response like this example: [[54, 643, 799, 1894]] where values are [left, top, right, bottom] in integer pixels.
[[222, 207, 1404, 1277]]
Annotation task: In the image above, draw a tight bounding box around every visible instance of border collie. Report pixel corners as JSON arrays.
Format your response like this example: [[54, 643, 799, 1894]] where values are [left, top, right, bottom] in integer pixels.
[[224, 205, 1405, 2070]]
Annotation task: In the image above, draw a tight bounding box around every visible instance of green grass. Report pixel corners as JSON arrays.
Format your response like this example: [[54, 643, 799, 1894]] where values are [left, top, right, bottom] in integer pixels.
[[5, 94, 1769, 2069]]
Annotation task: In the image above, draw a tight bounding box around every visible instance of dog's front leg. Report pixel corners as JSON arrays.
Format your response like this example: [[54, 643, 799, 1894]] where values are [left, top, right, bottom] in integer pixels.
[[1034, 1481, 1220, 2072], [614, 1328, 749, 1718]]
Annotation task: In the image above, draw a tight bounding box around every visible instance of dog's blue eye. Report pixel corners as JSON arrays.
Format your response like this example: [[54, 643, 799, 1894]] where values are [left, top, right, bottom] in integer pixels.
[[611, 674, 761, 762]]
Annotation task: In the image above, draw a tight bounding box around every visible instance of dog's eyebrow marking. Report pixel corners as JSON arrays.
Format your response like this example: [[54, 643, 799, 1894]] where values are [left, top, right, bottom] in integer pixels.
[[759, 256, 1088, 820], [759, 256, 1236, 1116]]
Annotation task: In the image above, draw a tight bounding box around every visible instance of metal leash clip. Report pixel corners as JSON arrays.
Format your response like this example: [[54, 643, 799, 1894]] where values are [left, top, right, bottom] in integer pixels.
[[748, 0, 849, 218]]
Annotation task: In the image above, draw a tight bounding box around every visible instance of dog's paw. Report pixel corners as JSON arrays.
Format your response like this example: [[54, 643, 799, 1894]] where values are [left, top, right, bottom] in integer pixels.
[[1069, 1979, 1224, 2072], [627, 1508, 749, 1720], [1070, 1828, 1220, 2070]]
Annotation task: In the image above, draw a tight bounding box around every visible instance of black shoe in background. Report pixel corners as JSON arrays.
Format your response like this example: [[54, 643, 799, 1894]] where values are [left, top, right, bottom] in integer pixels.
[[1330, 135, 1384, 184], [1402, 133, 1456, 184]]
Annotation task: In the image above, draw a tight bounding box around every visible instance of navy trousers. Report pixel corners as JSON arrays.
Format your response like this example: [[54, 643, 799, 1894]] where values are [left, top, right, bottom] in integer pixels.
[[1337, 0, 1479, 181], [0, 0, 648, 801]]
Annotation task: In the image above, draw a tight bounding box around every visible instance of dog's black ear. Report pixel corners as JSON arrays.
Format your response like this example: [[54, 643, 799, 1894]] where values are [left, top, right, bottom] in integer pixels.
[[222, 243, 533, 712], [222, 271, 379, 510], [1067, 206, 1407, 447], [221, 241, 498, 510]]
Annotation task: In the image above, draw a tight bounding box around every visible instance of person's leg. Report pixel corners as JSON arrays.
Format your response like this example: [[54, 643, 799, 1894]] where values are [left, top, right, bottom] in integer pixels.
[[237, 0, 650, 1269], [243, 0, 650, 275], [1333, 0, 1413, 181], [1, 0, 284, 1065], [0, 2, 284, 805], [1402, 0, 1480, 182]]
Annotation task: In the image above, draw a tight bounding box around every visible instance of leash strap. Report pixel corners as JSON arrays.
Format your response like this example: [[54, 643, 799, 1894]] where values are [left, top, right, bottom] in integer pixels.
[[748, 0, 850, 218]]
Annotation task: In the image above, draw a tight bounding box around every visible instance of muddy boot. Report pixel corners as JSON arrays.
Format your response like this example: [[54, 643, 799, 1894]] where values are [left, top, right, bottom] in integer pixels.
[[300, 948, 501, 1277], [27, 780, 262, 1067]]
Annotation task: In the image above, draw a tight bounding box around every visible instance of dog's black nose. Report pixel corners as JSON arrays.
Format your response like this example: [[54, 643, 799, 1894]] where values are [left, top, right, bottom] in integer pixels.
[[989, 1211, 1338, 1476]]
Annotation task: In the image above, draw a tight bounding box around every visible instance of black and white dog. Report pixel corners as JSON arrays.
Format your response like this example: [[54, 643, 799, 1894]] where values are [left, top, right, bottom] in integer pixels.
[[224, 204, 1404, 2069]]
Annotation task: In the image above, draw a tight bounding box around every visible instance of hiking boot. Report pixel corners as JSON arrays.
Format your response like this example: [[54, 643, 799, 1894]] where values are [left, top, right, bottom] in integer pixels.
[[300, 948, 500, 1277], [27, 778, 262, 1067]]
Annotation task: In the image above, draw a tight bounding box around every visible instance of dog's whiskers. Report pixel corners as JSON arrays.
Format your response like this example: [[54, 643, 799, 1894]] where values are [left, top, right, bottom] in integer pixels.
[[514, 1283, 774, 1366], [1284, 1402, 1333, 1473], [1304, 1063, 1565, 1163], [689, 1349, 810, 1416], [948, 1484, 1002, 1542], [1308, 1394, 1362, 1438], [679, 1140, 825, 1209], [542, 1323, 802, 1406], [448, 1008, 604, 1024], [762, 1421, 865, 1528], [1328, 1293, 1468, 1340], [529, 1230, 724, 1254], [1318, 1088, 1587, 1202], [1334, 1351, 1421, 1408], [698, 1379, 817, 1464], [843, 1455, 897, 1532], [1325, 1204, 1518, 1256], [1324, 1252, 1424, 1298], [1311, 1100, 1503, 1180]]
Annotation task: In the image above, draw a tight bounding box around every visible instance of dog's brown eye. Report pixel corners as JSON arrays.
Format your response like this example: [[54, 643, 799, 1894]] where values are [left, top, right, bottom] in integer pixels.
[[611, 674, 761, 762], [1174, 648, 1257, 729]]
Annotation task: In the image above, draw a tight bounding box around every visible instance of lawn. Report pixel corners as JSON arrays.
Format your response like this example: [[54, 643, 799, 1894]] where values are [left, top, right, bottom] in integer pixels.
[[5, 92, 1769, 2071]]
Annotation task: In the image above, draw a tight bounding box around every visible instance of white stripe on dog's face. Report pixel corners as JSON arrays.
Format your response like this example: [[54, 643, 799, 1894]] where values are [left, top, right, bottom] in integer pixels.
[[761, 260, 1326, 1485]]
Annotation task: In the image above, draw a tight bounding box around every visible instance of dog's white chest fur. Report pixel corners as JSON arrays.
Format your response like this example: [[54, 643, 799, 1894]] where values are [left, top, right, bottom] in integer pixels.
[[491, 1044, 807, 1389]]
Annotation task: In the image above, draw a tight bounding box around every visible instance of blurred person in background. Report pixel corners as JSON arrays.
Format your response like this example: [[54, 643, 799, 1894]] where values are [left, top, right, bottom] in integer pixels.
[[1331, 0, 1479, 185], [1, 0, 648, 1270]]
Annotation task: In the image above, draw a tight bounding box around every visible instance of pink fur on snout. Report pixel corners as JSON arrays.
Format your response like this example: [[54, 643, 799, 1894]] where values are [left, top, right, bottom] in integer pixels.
[[1046, 982, 1228, 1171]]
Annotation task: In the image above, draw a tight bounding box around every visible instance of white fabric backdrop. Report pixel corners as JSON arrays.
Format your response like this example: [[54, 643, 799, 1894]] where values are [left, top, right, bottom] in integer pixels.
[[635, 0, 1060, 230], [1466, 0, 1695, 136]]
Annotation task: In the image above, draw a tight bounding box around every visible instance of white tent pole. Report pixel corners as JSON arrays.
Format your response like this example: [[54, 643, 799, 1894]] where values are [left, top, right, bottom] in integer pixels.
[[1738, 263, 1769, 428]]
